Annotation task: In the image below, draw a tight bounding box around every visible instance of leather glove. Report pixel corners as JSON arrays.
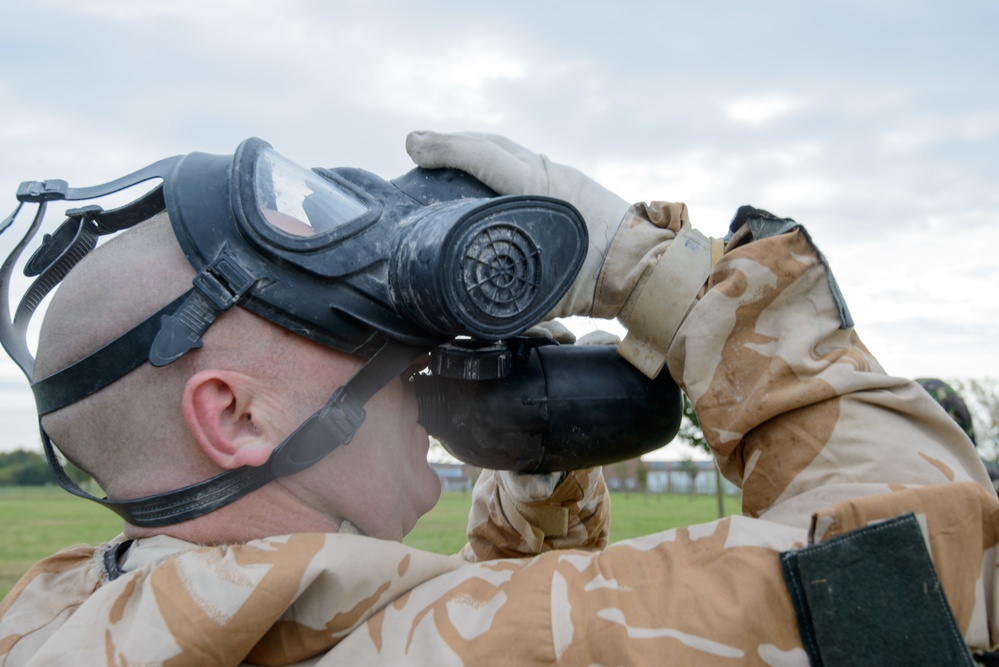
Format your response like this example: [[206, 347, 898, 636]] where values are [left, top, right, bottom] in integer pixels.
[[407, 131, 717, 379], [497, 470, 566, 503], [406, 131, 630, 320], [521, 319, 576, 344]]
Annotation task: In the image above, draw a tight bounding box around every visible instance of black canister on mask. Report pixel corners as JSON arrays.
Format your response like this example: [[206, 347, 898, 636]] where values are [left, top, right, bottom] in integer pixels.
[[414, 339, 684, 472]]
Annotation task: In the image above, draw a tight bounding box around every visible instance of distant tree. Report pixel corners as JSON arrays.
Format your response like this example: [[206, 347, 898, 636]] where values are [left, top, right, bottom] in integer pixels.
[[611, 460, 627, 493], [636, 459, 648, 492], [678, 393, 708, 455], [677, 392, 727, 517], [636, 458, 649, 503], [0, 448, 94, 487], [0, 449, 50, 486], [950, 378, 999, 463], [676, 457, 699, 499]]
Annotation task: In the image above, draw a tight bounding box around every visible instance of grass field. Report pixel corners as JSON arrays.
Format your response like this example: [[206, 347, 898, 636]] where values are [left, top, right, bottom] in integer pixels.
[[0, 486, 740, 601]]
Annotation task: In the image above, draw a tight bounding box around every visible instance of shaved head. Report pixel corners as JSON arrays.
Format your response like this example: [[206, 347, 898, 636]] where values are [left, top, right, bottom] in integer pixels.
[[34, 214, 305, 499], [35, 213, 194, 378], [36, 214, 203, 495]]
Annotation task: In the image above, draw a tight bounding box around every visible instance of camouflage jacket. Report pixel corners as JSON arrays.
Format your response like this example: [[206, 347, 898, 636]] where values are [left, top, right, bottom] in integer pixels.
[[2, 205, 996, 666]]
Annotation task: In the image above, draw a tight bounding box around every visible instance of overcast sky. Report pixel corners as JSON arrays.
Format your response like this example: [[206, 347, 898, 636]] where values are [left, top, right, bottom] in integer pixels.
[[0, 0, 996, 457]]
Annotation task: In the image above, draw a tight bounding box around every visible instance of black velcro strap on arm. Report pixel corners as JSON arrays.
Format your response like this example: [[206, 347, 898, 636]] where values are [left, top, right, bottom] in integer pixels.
[[780, 512, 974, 666]]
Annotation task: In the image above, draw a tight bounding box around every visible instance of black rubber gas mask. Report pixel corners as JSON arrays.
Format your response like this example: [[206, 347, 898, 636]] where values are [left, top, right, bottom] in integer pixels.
[[1, 138, 680, 527], [157, 138, 590, 359]]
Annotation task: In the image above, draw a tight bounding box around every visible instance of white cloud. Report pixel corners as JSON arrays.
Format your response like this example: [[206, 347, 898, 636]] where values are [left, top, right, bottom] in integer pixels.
[[760, 177, 838, 209], [589, 154, 719, 208], [723, 95, 803, 124], [354, 44, 532, 124], [880, 130, 932, 154]]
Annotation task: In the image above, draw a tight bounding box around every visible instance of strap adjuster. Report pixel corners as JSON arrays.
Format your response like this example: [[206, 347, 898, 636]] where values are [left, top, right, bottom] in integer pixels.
[[193, 254, 256, 311], [17, 179, 69, 203], [149, 250, 257, 366]]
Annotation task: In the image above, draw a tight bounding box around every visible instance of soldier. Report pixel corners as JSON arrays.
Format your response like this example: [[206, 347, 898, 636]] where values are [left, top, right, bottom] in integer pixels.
[[916, 377, 999, 494], [916, 377, 978, 447], [1, 132, 996, 665]]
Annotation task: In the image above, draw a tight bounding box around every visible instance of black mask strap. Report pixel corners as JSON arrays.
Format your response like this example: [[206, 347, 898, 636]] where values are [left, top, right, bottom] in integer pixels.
[[32, 294, 190, 415], [267, 338, 429, 477], [32, 249, 258, 414], [149, 250, 257, 366], [40, 337, 430, 527]]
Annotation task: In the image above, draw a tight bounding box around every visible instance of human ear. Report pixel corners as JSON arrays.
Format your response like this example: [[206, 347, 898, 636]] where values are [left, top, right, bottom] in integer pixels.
[[182, 370, 274, 469]]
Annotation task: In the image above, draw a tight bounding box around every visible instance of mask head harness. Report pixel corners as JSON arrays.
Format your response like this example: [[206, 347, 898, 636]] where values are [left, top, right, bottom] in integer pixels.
[[0, 138, 587, 527]]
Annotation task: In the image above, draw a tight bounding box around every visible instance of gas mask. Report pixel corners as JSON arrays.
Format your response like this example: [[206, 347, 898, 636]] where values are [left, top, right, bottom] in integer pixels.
[[1, 138, 681, 527]]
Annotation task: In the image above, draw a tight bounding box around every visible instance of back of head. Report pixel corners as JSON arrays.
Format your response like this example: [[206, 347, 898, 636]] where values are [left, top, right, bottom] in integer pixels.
[[35, 213, 208, 496]]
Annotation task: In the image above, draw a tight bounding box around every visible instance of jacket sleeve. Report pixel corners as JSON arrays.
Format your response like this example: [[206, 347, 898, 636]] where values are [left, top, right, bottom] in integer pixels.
[[663, 216, 993, 526], [458, 467, 609, 562]]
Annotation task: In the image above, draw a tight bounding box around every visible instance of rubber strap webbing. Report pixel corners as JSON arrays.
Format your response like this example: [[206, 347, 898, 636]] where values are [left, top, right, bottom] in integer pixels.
[[31, 293, 191, 416], [41, 338, 430, 527]]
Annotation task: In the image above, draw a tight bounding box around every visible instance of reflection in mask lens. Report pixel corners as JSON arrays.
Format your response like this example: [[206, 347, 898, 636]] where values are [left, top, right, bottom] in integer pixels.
[[255, 148, 368, 237]]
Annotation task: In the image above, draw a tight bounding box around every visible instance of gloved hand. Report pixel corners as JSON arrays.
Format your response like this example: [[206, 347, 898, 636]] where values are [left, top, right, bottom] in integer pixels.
[[520, 319, 576, 344], [497, 470, 566, 503], [406, 131, 630, 320], [407, 131, 716, 379]]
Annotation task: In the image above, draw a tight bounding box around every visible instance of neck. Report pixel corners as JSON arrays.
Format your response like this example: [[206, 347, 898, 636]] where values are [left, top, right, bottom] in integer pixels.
[[123, 483, 343, 544]]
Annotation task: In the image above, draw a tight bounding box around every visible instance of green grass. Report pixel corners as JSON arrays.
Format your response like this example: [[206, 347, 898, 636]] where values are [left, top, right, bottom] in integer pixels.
[[401, 489, 742, 552], [0, 486, 125, 602], [1, 487, 740, 600]]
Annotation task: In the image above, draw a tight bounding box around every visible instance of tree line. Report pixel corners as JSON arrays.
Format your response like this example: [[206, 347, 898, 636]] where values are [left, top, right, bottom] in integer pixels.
[[0, 449, 90, 486]]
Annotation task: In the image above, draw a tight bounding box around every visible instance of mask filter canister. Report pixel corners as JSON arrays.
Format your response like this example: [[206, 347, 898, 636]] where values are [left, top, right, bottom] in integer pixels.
[[390, 196, 586, 340], [414, 339, 683, 472]]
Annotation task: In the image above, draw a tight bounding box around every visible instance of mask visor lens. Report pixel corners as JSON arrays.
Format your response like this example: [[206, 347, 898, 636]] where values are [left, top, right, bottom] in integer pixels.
[[254, 147, 368, 237]]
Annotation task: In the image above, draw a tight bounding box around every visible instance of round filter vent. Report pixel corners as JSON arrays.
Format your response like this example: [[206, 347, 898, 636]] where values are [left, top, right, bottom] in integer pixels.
[[459, 223, 541, 319]]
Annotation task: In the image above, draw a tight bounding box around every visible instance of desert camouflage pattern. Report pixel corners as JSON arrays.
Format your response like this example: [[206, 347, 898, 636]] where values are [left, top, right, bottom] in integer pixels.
[[3, 203, 998, 665]]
